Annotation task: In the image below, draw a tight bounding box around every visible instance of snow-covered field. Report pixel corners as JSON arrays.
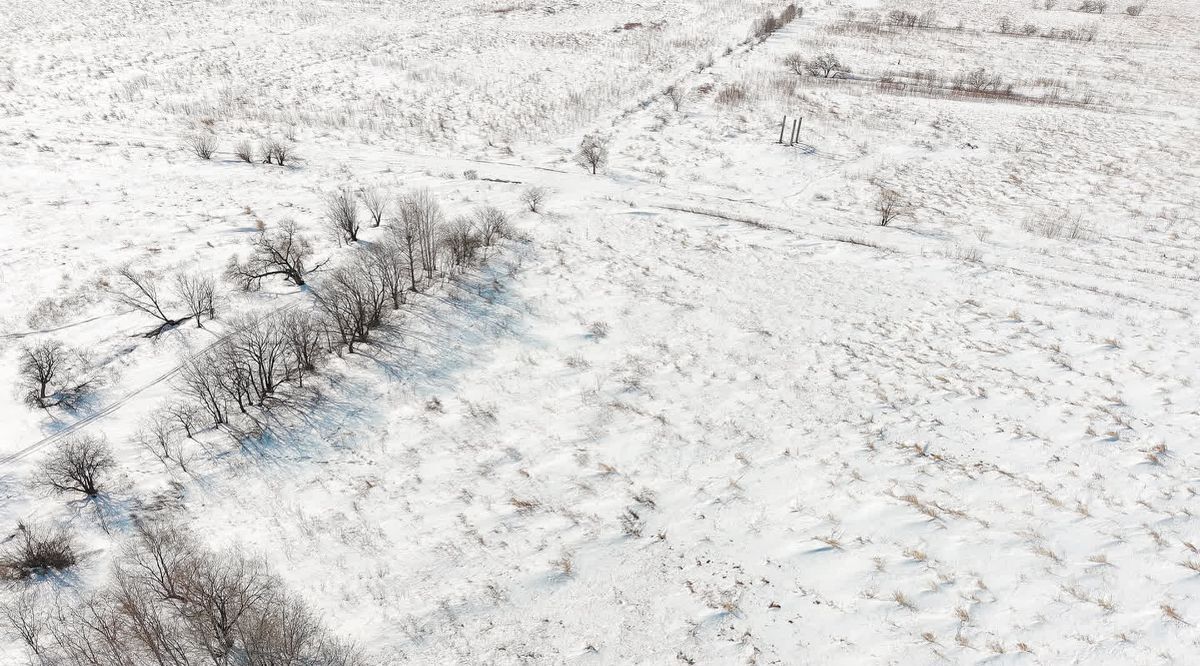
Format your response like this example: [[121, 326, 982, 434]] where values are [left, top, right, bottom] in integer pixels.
[[2, 0, 1199, 663]]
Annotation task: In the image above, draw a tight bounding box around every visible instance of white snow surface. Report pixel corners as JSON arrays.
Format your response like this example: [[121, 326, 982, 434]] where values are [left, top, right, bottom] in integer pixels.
[[2, 0, 1199, 663]]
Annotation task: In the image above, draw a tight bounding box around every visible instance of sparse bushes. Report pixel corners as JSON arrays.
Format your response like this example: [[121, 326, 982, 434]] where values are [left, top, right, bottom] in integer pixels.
[[1077, 0, 1108, 12], [35, 434, 115, 497], [955, 67, 1008, 94], [1, 521, 362, 666], [226, 219, 326, 289], [1022, 211, 1094, 239], [521, 185, 549, 213], [184, 132, 218, 160], [1047, 23, 1100, 41], [260, 138, 296, 166], [0, 522, 78, 580], [575, 134, 610, 174], [715, 83, 748, 105], [324, 187, 362, 243], [1125, 3, 1146, 15], [18, 340, 95, 409]]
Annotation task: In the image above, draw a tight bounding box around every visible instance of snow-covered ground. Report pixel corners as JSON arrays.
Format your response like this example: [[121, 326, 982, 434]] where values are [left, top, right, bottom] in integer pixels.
[[2, 0, 1199, 663]]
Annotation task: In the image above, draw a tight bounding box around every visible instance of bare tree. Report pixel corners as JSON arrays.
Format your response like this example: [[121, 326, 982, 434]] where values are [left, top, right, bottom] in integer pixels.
[[875, 187, 910, 227], [184, 133, 218, 160], [161, 400, 202, 439], [390, 211, 423, 293], [35, 435, 115, 497], [0, 587, 48, 658], [805, 53, 848, 78], [174, 273, 219, 328], [575, 134, 609, 175], [783, 52, 807, 76], [520, 185, 549, 213], [18, 340, 95, 409], [226, 219, 327, 289], [324, 187, 361, 244], [358, 186, 389, 227], [113, 266, 191, 335], [179, 352, 230, 426], [134, 411, 190, 471], [473, 205, 509, 247]]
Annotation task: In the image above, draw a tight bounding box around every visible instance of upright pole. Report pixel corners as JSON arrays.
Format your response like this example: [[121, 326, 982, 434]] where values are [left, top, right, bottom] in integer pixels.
[[790, 119, 799, 145], [778, 115, 787, 144]]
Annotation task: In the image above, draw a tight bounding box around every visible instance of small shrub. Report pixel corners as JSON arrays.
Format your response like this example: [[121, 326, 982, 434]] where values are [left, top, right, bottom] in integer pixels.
[[184, 132, 217, 160], [0, 522, 77, 580], [1077, 0, 1108, 12], [1125, 3, 1146, 15], [805, 53, 848, 78], [875, 187, 909, 227], [520, 185, 549, 213], [233, 140, 254, 163]]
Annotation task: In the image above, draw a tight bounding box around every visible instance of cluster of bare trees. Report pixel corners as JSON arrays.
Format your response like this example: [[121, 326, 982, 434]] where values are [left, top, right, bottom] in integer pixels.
[[784, 52, 849, 79], [885, 9, 939, 28], [191, 190, 510, 422], [186, 133, 297, 165], [751, 3, 799, 41], [179, 311, 328, 424], [1, 520, 361, 665], [111, 267, 220, 336]]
